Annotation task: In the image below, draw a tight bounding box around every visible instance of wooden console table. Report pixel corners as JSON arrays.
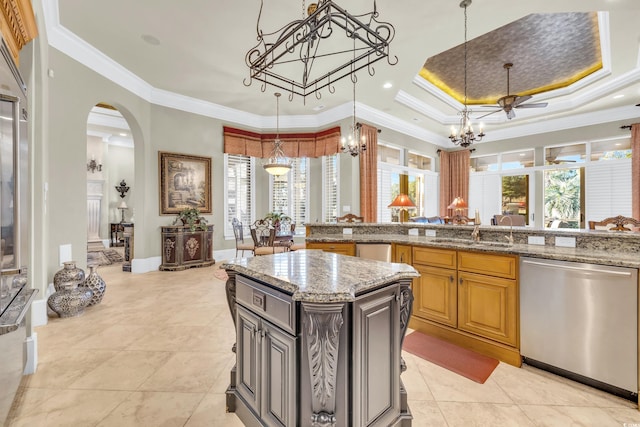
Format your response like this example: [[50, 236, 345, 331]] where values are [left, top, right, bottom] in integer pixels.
[[160, 225, 215, 271]]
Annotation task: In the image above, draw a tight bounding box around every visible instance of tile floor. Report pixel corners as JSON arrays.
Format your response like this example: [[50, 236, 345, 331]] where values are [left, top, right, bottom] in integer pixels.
[[6, 260, 640, 426]]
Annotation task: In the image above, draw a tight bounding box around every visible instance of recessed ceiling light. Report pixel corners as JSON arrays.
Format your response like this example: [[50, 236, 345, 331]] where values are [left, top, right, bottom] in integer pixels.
[[119, 132, 127, 137], [519, 153, 526, 156], [312, 105, 325, 111], [383, 82, 393, 89], [613, 94, 624, 99], [615, 143, 622, 146], [141, 34, 160, 46], [412, 117, 422, 122]]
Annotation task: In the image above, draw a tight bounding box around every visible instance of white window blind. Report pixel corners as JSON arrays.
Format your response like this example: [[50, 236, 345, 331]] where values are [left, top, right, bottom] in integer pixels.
[[224, 154, 254, 238], [270, 158, 308, 234], [468, 173, 501, 225], [585, 159, 632, 221], [377, 168, 393, 222], [322, 155, 339, 222]]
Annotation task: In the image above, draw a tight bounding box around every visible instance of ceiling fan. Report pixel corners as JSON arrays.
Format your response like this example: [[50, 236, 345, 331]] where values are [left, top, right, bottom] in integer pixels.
[[478, 63, 548, 120], [545, 157, 577, 165]]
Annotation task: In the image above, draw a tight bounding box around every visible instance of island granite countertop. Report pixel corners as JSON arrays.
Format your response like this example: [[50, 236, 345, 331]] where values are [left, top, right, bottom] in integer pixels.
[[222, 249, 419, 303]]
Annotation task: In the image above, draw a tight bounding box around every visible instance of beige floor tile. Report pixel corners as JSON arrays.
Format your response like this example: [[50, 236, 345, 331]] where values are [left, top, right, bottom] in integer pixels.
[[439, 401, 536, 427], [601, 406, 640, 425], [139, 351, 230, 393], [401, 353, 435, 401], [21, 349, 119, 389], [185, 393, 245, 427], [519, 404, 625, 426], [416, 360, 514, 404], [7, 389, 130, 427], [68, 350, 174, 390], [95, 391, 204, 427], [406, 400, 447, 427]]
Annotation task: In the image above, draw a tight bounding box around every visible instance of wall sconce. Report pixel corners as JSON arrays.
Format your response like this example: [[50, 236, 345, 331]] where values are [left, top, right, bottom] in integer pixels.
[[87, 158, 102, 173], [115, 180, 130, 198]]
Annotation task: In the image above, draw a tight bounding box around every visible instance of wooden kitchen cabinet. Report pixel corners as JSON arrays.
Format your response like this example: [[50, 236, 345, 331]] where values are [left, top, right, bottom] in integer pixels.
[[409, 246, 521, 366], [458, 271, 518, 347], [306, 241, 355, 256], [413, 264, 458, 328], [393, 243, 412, 264]]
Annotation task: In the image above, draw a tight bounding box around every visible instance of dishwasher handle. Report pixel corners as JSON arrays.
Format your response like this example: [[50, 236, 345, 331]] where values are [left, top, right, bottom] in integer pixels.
[[521, 259, 633, 277]]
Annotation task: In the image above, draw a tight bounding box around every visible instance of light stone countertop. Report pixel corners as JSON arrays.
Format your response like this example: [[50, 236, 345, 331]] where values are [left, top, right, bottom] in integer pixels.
[[222, 250, 419, 303], [306, 234, 640, 269]]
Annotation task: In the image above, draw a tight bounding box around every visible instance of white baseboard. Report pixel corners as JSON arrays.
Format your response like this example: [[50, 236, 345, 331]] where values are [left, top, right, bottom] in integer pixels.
[[24, 332, 38, 374], [131, 256, 162, 273], [31, 298, 48, 327]]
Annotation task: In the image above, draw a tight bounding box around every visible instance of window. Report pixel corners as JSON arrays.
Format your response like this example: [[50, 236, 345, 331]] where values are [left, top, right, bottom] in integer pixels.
[[590, 138, 632, 161], [545, 143, 586, 165], [544, 168, 582, 229], [322, 155, 339, 222], [224, 154, 254, 238], [501, 175, 529, 224], [271, 158, 308, 234], [377, 143, 430, 222]]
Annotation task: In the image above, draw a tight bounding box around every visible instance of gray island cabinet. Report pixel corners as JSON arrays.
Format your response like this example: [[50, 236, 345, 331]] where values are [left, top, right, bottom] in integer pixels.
[[223, 250, 419, 427]]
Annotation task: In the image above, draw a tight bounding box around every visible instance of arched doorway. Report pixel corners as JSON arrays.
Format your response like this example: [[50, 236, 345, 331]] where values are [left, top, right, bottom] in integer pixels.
[[86, 103, 134, 269]]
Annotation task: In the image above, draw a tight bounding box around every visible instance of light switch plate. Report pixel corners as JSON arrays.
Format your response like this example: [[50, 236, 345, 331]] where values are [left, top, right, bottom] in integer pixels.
[[555, 236, 576, 248], [408, 228, 419, 236], [425, 229, 436, 237], [527, 236, 545, 246], [343, 228, 353, 235]]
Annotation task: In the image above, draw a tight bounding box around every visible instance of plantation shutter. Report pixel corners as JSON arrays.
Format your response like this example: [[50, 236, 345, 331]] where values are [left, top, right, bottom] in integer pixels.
[[225, 154, 253, 238], [322, 155, 339, 222]]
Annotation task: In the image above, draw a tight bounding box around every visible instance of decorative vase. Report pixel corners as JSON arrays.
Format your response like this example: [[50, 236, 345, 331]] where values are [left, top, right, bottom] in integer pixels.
[[11, 266, 28, 289], [47, 287, 93, 318], [53, 261, 85, 291], [81, 264, 106, 306]]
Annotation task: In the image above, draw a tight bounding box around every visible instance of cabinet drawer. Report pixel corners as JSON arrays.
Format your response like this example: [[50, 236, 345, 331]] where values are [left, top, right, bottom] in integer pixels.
[[236, 275, 296, 335], [458, 251, 517, 279], [306, 242, 355, 256], [413, 246, 457, 269]]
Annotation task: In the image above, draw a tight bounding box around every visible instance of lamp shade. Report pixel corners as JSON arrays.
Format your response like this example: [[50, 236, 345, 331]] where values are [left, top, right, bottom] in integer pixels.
[[118, 201, 128, 209], [447, 196, 468, 210], [388, 194, 416, 208]]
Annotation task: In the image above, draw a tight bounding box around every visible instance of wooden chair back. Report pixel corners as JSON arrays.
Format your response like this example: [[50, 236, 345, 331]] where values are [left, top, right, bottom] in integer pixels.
[[250, 219, 275, 247], [337, 213, 364, 223], [588, 215, 640, 231]]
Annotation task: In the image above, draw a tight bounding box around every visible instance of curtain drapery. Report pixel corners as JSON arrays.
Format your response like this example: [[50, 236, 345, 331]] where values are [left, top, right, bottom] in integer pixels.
[[359, 124, 379, 222], [439, 150, 470, 218], [223, 126, 341, 158], [632, 124, 640, 219]]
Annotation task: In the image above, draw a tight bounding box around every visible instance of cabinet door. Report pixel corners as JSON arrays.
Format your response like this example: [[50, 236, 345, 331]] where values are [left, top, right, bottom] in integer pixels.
[[236, 305, 261, 413], [353, 284, 400, 427], [458, 272, 518, 347], [393, 244, 412, 264], [413, 265, 457, 327], [261, 321, 297, 427], [306, 242, 355, 256]]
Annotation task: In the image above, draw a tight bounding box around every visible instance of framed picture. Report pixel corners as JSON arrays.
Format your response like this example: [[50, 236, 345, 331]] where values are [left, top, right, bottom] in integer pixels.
[[159, 151, 212, 215]]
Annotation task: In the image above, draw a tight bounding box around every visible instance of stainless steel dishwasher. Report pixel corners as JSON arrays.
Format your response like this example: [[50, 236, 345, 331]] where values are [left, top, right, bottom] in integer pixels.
[[520, 257, 638, 400]]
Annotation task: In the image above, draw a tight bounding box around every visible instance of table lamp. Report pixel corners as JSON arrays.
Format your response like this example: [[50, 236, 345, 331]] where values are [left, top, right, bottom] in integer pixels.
[[388, 193, 416, 223], [118, 201, 128, 223], [447, 196, 468, 224]]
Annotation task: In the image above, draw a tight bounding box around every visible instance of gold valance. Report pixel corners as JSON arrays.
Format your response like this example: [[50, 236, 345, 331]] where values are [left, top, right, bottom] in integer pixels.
[[223, 126, 342, 159]]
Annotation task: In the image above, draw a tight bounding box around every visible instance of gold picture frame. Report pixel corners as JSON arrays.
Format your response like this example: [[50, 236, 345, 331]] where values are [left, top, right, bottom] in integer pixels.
[[159, 151, 212, 215]]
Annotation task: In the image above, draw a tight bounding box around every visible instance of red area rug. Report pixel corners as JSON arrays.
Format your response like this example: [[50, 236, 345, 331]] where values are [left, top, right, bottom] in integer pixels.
[[402, 331, 499, 384]]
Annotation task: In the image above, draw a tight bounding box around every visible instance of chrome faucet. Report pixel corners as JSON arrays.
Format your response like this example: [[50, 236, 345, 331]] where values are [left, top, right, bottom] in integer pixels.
[[471, 225, 480, 243], [500, 216, 514, 245]]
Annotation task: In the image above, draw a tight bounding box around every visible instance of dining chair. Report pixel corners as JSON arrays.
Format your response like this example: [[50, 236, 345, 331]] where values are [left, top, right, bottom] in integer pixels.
[[588, 215, 640, 231], [232, 218, 254, 257], [250, 219, 288, 255], [337, 213, 364, 223]]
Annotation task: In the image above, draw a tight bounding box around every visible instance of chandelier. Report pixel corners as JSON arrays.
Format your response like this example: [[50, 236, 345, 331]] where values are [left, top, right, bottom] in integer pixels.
[[263, 93, 293, 176], [448, 0, 485, 148], [244, 0, 397, 100], [341, 42, 366, 156]]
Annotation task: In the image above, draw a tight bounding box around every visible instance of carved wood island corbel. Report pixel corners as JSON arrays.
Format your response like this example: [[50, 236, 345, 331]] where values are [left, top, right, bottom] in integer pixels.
[[223, 250, 418, 427]]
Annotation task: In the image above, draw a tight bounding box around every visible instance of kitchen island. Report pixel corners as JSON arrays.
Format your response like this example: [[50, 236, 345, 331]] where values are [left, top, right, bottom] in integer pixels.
[[222, 250, 419, 427]]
